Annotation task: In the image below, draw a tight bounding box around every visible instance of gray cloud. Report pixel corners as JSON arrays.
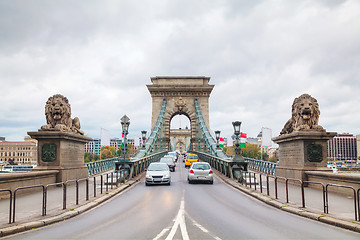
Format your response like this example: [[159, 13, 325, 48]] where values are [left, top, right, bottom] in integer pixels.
[[0, 0, 359, 143]]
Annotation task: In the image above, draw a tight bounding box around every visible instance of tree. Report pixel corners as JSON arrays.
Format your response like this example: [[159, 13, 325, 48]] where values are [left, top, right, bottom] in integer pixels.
[[241, 144, 261, 159], [100, 146, 116, 159], [84, 153, 100, 163], [268, 156, 278, 163], [84, 153, 92, 163]]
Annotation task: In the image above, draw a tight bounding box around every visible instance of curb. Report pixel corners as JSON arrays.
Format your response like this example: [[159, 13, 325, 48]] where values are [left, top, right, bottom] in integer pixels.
[[0, 178, 140, 238], [214, 171, 360, 233]]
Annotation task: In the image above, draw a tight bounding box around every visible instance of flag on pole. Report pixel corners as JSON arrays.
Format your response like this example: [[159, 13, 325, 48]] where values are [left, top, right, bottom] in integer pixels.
[[240, 132, 247, 148], [219, 137, 224, 148]]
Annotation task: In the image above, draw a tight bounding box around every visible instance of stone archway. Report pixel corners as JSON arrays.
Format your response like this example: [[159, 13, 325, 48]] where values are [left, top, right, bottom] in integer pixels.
[[147, 76, 214, 150]]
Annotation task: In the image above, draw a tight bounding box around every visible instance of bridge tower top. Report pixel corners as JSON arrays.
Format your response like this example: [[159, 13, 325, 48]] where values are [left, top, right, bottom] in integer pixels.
[[147, 76, 214, 132]]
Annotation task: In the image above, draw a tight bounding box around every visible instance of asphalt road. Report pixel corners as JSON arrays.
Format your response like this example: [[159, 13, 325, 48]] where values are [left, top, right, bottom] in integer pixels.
[[7, 161, 360, 240]]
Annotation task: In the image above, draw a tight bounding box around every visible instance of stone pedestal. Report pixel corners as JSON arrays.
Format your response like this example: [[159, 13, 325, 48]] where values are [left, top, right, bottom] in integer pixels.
[[272, 131, 336, 181], [28, 131, 92, 183]]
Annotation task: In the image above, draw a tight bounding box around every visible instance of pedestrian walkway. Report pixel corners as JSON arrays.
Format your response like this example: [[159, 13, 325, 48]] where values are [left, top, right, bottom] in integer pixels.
[[214, 169, 360, 233], [0, 171, 142, 237]]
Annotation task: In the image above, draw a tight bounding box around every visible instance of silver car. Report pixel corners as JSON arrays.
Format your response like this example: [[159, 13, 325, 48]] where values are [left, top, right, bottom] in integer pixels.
[[145, 162, 171, 186], [187, 162, 213, 184]]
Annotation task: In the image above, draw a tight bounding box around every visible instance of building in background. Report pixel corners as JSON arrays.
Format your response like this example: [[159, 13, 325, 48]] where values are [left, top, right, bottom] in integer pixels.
[[357, 135, 360, 162], [0, 137, 37, 165], [110, 138, 123, 151], [85, 138, 101, 155], [327, 133, 357, 161], [85, 138, 135, 155]]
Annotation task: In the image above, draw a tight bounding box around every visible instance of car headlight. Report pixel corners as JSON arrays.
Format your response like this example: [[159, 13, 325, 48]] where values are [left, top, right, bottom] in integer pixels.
[[146, 174, 151, 178], [163, 174, 170, 178]]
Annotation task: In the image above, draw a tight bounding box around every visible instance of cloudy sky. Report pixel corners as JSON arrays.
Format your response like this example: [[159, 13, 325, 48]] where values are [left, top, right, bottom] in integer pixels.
[[1, 0, 359, 145]]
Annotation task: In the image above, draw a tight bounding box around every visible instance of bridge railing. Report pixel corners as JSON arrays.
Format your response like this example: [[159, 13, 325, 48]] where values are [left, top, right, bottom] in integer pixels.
[[86, 158, 119, 176], [86, 151, 166, 177], [127, 151, 167, 178], [244, 157, 278, 175], [194, 150, 278, 176], [194, 151, 234, 178]]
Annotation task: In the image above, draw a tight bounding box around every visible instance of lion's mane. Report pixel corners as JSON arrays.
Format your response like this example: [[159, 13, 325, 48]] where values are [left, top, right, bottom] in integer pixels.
[[280, 94, 324, 135]]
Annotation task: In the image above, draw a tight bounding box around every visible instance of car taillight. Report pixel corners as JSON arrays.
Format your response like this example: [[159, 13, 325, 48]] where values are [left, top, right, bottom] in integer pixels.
[[209, 169, 213, 174], [189, 169, 194, 174]]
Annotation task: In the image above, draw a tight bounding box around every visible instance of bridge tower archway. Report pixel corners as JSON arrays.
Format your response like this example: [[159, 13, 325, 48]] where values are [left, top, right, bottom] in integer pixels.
[[147, 76, 214, 151]]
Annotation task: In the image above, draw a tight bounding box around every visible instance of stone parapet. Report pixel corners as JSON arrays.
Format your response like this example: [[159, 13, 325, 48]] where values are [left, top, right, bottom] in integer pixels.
[[27, 131, 91, 182], [306, 171, 360, 196], [273, 131, 336, 181]]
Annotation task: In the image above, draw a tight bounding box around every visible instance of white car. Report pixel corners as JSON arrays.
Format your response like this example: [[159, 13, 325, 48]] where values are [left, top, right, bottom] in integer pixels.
[[188, 162, 213, 184], [145, 162, 171, 186]]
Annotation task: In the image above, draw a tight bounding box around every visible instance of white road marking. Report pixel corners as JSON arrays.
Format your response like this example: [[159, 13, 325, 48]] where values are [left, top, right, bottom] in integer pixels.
[[186, 212, 223, 240], [165, 199, 189, 240], [153, 228, 170, 240]]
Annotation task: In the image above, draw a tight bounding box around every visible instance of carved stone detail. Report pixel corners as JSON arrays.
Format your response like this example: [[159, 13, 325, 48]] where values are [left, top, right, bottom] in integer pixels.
[[41, 143, 57, 162], [280, 94, 325, 135], [175, 97, 186, 112], [39, 94, 84, 135]]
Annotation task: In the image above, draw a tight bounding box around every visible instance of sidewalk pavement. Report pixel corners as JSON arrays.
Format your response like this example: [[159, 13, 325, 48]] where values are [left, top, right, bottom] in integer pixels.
[[214, 169, 360, 233], [0, 172, 143, 237]]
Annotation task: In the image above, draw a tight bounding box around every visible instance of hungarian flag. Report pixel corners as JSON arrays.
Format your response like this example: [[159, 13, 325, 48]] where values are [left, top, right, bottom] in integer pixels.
[[219, 137, 225, 148], [240, 132, 247, 148]]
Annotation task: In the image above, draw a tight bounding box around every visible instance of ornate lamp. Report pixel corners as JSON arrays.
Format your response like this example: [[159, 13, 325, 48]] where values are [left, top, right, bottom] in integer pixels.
[[231, 121, 248, 183], [121, 115, 130, 161], [215, 130, 221, 149], [232, 121, 241, 136], [141, 130, 147, 148]]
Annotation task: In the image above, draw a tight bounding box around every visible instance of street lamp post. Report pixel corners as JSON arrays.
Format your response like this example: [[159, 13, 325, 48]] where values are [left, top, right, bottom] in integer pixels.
[[141, 130, 147, 149], [121, 115, 130, 161], [232, 121, 248, 183], [215, 130, 221, 149], [232, 121, 242, 161]]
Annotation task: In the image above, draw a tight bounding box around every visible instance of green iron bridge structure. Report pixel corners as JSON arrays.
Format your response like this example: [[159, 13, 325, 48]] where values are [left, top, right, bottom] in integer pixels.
[[85, 98, 277, 180]]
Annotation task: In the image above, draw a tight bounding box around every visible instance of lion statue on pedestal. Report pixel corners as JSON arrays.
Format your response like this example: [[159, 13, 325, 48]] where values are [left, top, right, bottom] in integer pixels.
[[40, 94, 84, 135], [280, 94, 324, 135]]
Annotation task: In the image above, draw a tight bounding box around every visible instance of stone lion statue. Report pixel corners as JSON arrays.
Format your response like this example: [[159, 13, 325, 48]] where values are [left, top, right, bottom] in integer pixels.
[[40, 94, 84, 135], [280, 94, 324, 135]]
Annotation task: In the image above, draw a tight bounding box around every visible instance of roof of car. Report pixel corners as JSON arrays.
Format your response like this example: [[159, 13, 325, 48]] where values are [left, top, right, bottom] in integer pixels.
[[149, 162, 167, 165]]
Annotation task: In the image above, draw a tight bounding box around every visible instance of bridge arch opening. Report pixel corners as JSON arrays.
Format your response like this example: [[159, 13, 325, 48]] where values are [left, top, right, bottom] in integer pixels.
[[169, 113, 191, 152]]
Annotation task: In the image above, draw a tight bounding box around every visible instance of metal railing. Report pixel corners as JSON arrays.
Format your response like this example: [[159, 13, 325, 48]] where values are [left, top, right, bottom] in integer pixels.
[[7, 171, 124, 223], [239, 171, 359, 221], [245, 157, 278, 175], [86, 157, 119, 176]]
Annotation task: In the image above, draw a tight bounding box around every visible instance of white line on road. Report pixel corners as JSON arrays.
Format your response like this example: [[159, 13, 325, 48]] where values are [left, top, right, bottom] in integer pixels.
[[165, 198, 189, 240], [185, 212, 222, 240], [153, 228, 170, 240]]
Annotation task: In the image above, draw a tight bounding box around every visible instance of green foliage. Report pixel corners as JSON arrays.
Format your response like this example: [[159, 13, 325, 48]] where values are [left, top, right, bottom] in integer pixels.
[[268, 156, 278, 163], [241, 144, 261, 159], [84, 153, 100, 163], [100, 146, 116, 159], [241, 144, 269, 160]]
